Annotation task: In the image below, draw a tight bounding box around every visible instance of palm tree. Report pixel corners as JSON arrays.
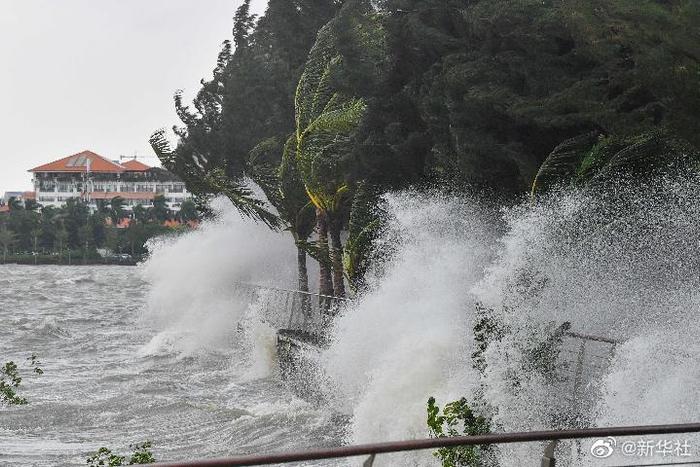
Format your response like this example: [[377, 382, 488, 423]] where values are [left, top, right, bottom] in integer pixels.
[[133, 204, 148, 224], [150, 195, 170, 223], [178, 200, 198, 223], [24, 199, 39, 212], [292, 1, 384, 297], [149, 129, 281, 229], [30, 228, 42, 263], [0, 227, 17, 263], [7, 197, 22, 211], [109, 196, 126, 225], [248, 136, 317, 293], [54, 226, 68, 260]]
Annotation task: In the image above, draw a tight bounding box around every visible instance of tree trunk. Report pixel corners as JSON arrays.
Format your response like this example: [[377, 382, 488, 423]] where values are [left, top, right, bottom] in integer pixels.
[[296, 245, 309, 293], [316, 208, 334, 297], [296, 244, 311, 314], [328, 218, 346, 298]]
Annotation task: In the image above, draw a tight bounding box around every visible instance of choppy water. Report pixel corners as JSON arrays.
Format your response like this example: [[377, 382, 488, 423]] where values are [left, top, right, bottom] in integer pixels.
[[0, 265, 343, 466], [4, 174, 700, 467]]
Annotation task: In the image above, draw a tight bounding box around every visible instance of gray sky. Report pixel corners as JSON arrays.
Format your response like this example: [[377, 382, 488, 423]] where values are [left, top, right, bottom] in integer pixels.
[[0, 0, 268, 193]]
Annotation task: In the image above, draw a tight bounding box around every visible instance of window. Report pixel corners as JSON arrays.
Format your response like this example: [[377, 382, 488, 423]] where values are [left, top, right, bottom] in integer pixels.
[[40, 181, 56, 191]]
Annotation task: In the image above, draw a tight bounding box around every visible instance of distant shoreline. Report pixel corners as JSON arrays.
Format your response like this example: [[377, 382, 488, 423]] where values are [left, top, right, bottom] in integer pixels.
[[1, 257, 139, 266]]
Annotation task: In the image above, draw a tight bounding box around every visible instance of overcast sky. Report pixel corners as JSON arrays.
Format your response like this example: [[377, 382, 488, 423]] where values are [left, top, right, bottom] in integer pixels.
[[0, 0, 268, 193]]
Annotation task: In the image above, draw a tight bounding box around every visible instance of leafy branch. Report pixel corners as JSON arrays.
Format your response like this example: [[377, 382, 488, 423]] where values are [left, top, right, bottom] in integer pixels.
[[1, 355, 43, 406], [86, 441, 155, 466], [427, 397, 494, 467]]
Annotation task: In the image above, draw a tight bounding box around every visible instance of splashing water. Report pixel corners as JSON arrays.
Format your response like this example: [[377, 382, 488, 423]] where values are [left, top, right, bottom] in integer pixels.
[[140, 197, 296, 358], [318, 192, 500, 465], [135, 174, 700, 466], [472, 173, 700, 464], [316, 174, 700, 465]]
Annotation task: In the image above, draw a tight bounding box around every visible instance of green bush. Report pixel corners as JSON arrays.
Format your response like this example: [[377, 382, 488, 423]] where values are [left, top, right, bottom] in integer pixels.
[[427, 397, 494, 467], [86, 442, 155, 466], [1, 355, 43, 406]]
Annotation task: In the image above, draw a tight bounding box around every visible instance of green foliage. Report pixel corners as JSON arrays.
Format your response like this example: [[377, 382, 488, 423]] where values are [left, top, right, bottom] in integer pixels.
[[86, 448, 125, 467], [427, 397, 493, 467], [471, 303, 509, 376], [0, 227, 17, 262], [0, 195, 189, 262], [1, 355, 43, 406], [357, 0, 700, 193], [128, 442, 156, 465], [178, 199, 199, 223], [149, 130, 281, 229], [0, 361, 26, 406], [532, 130, 700, 196], [154, 0, 340, 227], [86, 442, 155, 467], [157, 0, 700, 297], [290, 0, 388, 297], [471, 301, 572, 382], [343, 182, 384, 291], [109, 197, 126, 225], [293, 0, 385, 216], [278, 135, 316, 243]]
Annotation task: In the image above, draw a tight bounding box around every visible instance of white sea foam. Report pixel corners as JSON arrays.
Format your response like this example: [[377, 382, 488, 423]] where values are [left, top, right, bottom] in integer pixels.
[[472, 175, 700, 464], [140, 197, 295, 357], [138, 174, 700, 465], [319, 192, 498, 465]]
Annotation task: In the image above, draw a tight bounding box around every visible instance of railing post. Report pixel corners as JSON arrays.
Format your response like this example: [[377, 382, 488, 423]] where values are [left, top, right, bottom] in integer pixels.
[[541, 440, 558, 467]]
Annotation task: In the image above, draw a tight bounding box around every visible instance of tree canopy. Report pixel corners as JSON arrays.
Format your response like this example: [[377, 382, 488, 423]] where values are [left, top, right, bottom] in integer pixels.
[[157, 0, 700, 293]]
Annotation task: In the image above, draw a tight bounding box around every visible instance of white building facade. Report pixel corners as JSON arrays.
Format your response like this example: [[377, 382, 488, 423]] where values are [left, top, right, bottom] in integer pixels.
[[29, 150, 192, 212]]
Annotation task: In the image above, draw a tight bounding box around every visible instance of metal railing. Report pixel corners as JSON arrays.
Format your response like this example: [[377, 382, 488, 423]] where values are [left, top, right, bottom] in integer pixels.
[[141, 423, 700, 467], [226, 284, 646, 466], [235, 283, 624, 407], [557, 330, 620, 425], [233, 282, 349, 341]]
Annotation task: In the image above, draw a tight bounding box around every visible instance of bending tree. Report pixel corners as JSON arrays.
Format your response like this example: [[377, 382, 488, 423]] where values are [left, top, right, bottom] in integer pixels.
[[293, 0, 386, 297]]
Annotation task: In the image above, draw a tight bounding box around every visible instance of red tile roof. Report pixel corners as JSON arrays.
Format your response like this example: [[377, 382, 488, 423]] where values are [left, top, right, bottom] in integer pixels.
[[29, 150, 125, 174], [121, 159, 151, 171], [0, 205, 9, 214], [23, 191, 36, 200]]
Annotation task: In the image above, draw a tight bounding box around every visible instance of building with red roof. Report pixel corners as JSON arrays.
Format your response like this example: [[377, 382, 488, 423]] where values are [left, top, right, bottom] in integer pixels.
[[30, 150, 125, 174], [121, 159, 152, 172], [29, 151, 191, 212]]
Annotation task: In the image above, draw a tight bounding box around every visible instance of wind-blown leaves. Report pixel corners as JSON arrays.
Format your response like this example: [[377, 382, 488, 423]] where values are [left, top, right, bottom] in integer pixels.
[[149, 129, 281, 229], [531, 132, 601, 197], [532, 130, 700, 196], [293, 0, 385, 215], [278, 135, 316, 241], [343, 182, 384, 292], [297, 98, 367, 212]]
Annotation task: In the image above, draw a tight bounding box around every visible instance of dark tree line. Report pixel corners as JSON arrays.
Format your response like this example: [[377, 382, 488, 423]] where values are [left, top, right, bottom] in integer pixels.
[[153, 0, 700, 295], [0, 197, 199, 262]]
